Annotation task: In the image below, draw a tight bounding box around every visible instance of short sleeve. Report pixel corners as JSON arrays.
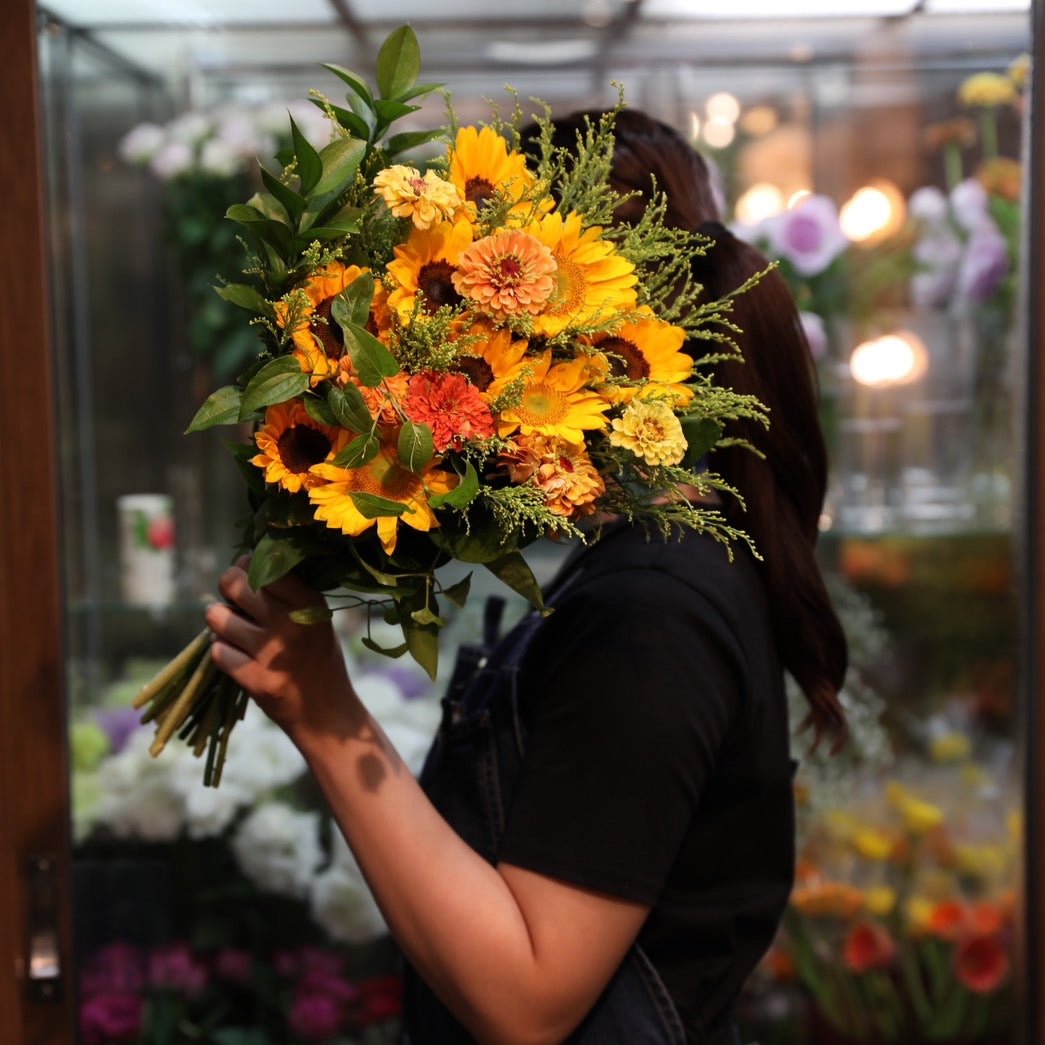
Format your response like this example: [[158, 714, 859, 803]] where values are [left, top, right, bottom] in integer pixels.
[[497, 567, 746, 905]]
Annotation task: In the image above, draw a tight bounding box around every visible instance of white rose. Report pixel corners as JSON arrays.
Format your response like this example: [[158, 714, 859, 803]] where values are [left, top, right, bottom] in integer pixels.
[[149, 141, 194, 180], [217, 703, 307, 796], [310, 835, 387, 944], [166, 111, 212, 145], [231, 803, 323, 899], [118, 123, 166, 165], [354, 672, 440, 776], [199, 138, 242, 177]]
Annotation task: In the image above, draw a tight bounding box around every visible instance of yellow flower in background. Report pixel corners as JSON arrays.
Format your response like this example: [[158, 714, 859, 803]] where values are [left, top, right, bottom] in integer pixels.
[[251, 400, 346, 493], [1007, 810, 1023, 844], [885, 780, 944, 834], [530, 211, 638, 337], [609, 399, 687, 467], [1008, 53, 1031, 91], [930, 731, 972, 763], [954, 843, 1006, 881], [496, 351, 610, 445], [386, 219, 474, 321], [503, 433, 606, 518], [373, 165, 462, 230], [590, 309, 694, 406], [904, 896, 935, 936], [309, 447, 457, 555], [447, 125, 536, 217], [959, 71, 1017, 107], [853, 828, 894, 862], [276, 263, 372, 383], [451, 230, 557, 319], [864, 886, 897, 917], [454, 324, 531, 402]]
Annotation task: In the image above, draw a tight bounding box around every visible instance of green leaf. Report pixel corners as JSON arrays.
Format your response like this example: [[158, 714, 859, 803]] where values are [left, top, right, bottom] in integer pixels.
[[333, 431, 382, 468], [442, 573, 472, 608], [362, 636, 409, 658], [313, 137, 366, 197], [485, 551, 545, 612], [394, 82, 444, 103], [349, 543, 408, 589], [401, 616, 438, 679], [430, 523, 511, 564], [331, 273, 375, 328], [376, 25, 421, 100], [327, 383, 374, 432], [428, 460, 479, 510], [340, 322, 400, 387], [680, 417, 723, 468], [260, 166, 306, 224], [310, 98, 370, 140], [295, 221, 361, 245], [226, 204, 292, 248], [303, 395, 336, 426], [240, 356, 309, 418], [374, 100, 420, 125], [186, 386, 242, 433], [289, 115, 322, 194], [225, 440, 266, 496], [289, 604, 333, 625], [410, 606, 444, 627], [248, 532, 308, 590], [397, 420, 434, 472], [385, 128, 446, 157], [245, 191, 290, 224], [349, 492, 408, 518], [214, 283, 270, 314], [323, 63, 375, 107]]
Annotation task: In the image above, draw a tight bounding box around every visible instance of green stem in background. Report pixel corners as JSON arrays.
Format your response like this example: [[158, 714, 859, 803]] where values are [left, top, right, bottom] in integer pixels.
[[943, 142, 964, 191], [980, 107, 999, 160]]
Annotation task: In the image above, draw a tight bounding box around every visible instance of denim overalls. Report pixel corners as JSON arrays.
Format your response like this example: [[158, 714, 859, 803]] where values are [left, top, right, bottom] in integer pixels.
[[402, 551, 747, 1045]]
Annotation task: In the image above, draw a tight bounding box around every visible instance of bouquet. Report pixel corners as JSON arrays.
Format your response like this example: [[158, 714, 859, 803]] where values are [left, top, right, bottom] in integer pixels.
[[133, 25, 768, 785]]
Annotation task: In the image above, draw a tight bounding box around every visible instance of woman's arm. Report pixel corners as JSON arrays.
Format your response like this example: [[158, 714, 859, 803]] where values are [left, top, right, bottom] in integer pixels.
[[205, 562, 649, 1045]]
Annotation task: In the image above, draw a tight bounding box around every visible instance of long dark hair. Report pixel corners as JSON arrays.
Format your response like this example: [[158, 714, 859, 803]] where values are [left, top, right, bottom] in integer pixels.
[[524, 109, 849, 749]]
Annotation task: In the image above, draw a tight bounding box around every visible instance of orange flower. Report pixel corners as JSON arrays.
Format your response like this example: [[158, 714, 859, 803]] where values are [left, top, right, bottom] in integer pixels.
[[502, 433, 606, 519], [451, 230, 557, 320], [250, 400, 345, 493], [790, 880, 864, 919], [843, 922, 896, 974], [955, 934, 1010, 995], [403, 371, 495, 451], [761, 944, 796, 983], [927, 900, 969, 942], [968, 901, 1005, 937], [336, 360, 409, 427]]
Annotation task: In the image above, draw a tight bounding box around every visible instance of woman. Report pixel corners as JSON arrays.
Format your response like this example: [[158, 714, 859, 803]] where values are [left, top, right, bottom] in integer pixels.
[[205, 110, 848, 1044]]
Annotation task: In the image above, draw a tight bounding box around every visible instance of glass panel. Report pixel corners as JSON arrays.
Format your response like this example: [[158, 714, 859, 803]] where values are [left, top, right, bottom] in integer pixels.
[[40, 5, 1032, 1043]]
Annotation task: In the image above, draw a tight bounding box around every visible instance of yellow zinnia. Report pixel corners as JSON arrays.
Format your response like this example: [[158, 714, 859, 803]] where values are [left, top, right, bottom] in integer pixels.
[[308, 446, 456, 555], [959, 71, 1017, 108], [529, 211, 638, 338], [591, 309, 694, 406], [276, 262, 371, 383], [386, 219, 474, 322], [496, 350, 610, 446], [609, 399, 687, 467], [447, 125, 536, 218], [373, 165, 462, 230], [251, 400, 346, 494]]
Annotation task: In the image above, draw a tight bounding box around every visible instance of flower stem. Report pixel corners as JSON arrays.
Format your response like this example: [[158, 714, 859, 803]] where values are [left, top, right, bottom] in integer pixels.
[[149, 649, 218, 757], [944, 143, 964, 191], [132, 630, 210, 709], [980, 108, 999, 159]]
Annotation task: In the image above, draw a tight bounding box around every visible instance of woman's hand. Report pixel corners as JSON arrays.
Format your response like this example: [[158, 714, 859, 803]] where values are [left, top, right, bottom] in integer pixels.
[[204, 558, 358, 744]]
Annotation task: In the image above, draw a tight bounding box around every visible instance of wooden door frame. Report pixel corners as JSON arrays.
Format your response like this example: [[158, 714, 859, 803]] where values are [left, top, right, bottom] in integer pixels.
[[0, 0, 75, 1040]]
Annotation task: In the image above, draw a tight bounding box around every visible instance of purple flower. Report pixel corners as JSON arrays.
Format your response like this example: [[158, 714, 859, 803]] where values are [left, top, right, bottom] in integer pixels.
[[80, 993, 142, 1045], [908, 186, 949, 225], [956, 220, 1009, 305], [288, 991, 345, 1040], [369, 664, 431, 701], [148, 942, 208, 997], [763, 195, 848, 277], [950, 178, 990, 232], [910, 269, 957, 309], [214, 947, 252, 986], [798, 311, 828, 361], [93, 708, 142, 755], [80, 944, 145, 997]]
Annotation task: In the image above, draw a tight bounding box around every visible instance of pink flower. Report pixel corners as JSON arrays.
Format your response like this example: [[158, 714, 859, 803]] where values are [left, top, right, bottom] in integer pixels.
[[148, 943, 208, 997], [798, 311, 828, 361], [288, 990, 345, 1040], [214, 948, 252, 986], [80, 993, 142, 1045], [80, 944, 145, 997], [763, 195, 848, 277]]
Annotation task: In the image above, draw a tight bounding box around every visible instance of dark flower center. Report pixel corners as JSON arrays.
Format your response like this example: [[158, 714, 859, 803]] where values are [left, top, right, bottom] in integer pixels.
[[312, 299, 345, 359], [417, 261, 462, 314], [465, 177, 497, 210], [456, 355, 495, 392], [277, 425, 332, 473], [601, 337, 650, 381]]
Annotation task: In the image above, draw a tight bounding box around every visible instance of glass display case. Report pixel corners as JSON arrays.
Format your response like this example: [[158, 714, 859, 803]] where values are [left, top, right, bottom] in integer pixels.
[[10, 1, 1038, 1041]]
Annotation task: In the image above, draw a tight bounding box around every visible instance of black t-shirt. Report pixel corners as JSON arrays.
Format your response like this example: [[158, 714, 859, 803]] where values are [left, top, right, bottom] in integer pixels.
[[497, 525, 796, 1042]]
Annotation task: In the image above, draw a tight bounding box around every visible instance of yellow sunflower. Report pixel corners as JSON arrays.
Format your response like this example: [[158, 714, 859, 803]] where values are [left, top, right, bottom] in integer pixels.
[[308, 446, 457, 555], [529, 212, 638, 338], [591, 309, 694, 406], [455, 324, 531, 402], [447, 126, 536, 218], [496, 350, 610, 445], [275, 262, 371, 383], [386, 219, 474, 322], [250, 400, 347, 493]]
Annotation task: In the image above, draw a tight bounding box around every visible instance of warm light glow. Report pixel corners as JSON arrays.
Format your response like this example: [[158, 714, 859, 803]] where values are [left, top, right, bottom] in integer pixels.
[[689, 111, 702, 140], [840, 180, 907, 243], [850, 331, 928, 387], [735, 182, 786, 225], [702, 119, 736, 149], [787, 188, 812, 209], [706, 92, 741, 124], [739, 105, 778, 137]]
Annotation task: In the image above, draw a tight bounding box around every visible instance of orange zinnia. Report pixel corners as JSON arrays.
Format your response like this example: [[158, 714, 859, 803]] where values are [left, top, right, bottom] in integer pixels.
[[403, 371, 495, 452], [451, 230, 557, 320]]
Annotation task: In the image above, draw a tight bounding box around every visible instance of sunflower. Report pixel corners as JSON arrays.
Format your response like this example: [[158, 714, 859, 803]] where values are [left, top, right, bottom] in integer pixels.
[[447, 126, 536, 218], [386, 219, 474, 322], [309, 447, 457, 555], [454, 324, 530, 402], [251, 400, 346, 493], [529, 212, 637, 338], [591, 309, 694, 405], [496, 350, 610, 445], [276, 262, 371, 383]]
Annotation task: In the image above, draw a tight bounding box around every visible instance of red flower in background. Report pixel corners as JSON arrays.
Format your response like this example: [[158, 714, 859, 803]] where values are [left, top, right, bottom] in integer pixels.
[[357, 975, 404, 1026], [927, 900, 969, 941], [843, 921, 896, 973], [955, 934, 1010, 994]]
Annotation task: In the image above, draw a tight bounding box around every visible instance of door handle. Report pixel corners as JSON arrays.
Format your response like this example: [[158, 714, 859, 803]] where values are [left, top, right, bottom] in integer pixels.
[[25, 856, 62, 1003]]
